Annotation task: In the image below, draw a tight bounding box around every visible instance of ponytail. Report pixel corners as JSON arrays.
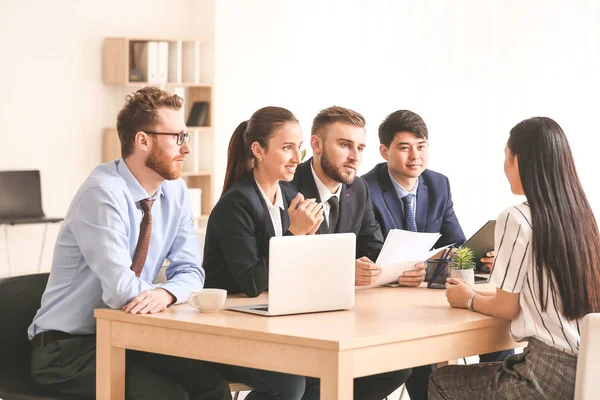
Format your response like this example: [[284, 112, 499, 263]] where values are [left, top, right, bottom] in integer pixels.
[[222, 121, 250, 195], [221, 107, 299, 195]]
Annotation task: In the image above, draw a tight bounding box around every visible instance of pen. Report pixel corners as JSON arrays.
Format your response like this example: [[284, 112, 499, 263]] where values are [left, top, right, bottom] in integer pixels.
[[429, 246, 454, 285], [429, 260, 447, 285]]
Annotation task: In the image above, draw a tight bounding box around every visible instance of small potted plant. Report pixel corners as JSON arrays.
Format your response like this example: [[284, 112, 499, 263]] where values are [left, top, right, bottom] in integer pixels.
[[449, 247, 476, 284]]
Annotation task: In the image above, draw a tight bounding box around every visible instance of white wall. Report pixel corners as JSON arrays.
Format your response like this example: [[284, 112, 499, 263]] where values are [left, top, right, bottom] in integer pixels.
[[0, 0, 209, 277], [2, 0, 599, 276], [214, 0, 600, 238]]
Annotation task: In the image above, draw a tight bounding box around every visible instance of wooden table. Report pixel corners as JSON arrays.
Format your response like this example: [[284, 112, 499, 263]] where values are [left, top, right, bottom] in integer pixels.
[[95, 284, 518, 399]]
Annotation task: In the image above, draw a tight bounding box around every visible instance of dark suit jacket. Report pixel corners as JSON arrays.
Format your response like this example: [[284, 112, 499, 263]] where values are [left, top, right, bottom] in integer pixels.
[[202, 173, 297, 297], [284, 159, 384, 261], [362, 162, 465, 248]]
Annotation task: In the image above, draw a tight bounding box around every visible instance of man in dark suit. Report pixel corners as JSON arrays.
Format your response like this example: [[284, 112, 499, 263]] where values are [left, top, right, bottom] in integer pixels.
[[287, 106, 425, 400], [362, 109, 512, 400], [362, 110, 465, 249]]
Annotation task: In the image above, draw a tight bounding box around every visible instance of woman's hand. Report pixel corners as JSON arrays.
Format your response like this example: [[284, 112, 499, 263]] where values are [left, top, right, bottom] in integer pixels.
[[445, 278, 475, 309], [288, 193, 324, 235]]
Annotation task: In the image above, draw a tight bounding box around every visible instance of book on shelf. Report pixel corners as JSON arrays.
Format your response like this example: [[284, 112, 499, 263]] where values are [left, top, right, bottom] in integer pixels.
[[131, 41, 159, 83], [186, 102, 209, 127], [157, 41, 169, 84]]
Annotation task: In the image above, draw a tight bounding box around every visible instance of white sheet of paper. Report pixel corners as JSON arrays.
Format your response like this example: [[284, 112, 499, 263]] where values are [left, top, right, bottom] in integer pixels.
[[358, 229, 451, 289]]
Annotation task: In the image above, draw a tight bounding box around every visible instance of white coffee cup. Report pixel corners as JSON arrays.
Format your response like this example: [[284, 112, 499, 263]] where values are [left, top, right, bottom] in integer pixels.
[[188, 288, 227, 312]]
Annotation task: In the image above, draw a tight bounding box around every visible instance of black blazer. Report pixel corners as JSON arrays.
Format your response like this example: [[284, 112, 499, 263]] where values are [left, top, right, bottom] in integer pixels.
[[284, 158, 384, 261], [362, 162, 466, 248], [202, 173, 297, 297]]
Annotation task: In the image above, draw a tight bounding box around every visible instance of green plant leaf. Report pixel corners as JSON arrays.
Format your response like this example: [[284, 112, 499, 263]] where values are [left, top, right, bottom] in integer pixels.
[[451, 247, 476, 270]]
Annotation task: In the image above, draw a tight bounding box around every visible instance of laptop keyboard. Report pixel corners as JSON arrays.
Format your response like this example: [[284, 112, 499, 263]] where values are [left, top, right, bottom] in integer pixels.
[[250, 306, 269, 311]]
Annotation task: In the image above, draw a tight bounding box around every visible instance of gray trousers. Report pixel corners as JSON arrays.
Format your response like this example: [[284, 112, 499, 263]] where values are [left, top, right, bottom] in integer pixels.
[[428, 337, 577, 400], [30, 335, 232, 400]]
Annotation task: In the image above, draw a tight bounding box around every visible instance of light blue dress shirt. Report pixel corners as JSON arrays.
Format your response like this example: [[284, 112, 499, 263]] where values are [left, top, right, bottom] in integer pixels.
[[388, 170, 419, 215], [28, 159, 204, 338]]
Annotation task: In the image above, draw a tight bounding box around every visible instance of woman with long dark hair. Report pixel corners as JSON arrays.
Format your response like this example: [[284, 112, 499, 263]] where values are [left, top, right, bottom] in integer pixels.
[[203, 106, 323, 400], [429, 117, 600, 399]]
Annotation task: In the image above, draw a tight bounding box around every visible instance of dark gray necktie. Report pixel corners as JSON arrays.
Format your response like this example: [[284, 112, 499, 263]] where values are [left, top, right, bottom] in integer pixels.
[[327, 197, 339, 234], [402, 194, 417, 232]]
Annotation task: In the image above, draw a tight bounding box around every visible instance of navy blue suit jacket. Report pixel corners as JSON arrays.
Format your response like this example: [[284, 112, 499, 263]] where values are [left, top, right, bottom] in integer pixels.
[[362, 162, 465, 248]]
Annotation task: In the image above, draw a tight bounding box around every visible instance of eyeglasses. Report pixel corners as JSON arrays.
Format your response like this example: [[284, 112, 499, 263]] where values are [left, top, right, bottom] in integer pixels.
[[144, 131, 191, 146]]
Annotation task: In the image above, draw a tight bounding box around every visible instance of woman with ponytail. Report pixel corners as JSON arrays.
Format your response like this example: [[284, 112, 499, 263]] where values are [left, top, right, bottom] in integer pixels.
[[202, 107, 323, 400], [429, 117, 600, 399]]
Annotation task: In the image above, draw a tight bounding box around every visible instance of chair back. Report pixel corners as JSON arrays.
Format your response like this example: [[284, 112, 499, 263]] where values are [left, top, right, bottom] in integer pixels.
[[0, 170, 45, 220], [575, 313, 600, 400], [0, 273, 54, 399]]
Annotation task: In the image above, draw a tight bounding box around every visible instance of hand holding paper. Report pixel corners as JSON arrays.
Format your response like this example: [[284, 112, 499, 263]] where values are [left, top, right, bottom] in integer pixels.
[[360, 229, 452, 289], [354, 256, 382, 286], [397, 262, 427, 287]]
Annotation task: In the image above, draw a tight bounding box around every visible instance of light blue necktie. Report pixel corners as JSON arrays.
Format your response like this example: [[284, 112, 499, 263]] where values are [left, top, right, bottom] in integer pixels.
[[402, 194, 417, 232]]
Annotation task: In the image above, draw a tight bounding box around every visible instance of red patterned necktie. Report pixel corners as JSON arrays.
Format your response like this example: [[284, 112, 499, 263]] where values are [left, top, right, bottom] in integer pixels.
[[130, 198, 154, 277]]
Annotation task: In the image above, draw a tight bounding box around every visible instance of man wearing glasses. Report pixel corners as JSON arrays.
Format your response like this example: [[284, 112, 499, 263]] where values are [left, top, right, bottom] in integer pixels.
[[28, 87, 231, 399]]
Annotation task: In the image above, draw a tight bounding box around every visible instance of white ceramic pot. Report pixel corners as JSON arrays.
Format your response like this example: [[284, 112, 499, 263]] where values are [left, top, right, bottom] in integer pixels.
[[449, 268, 475, 285]]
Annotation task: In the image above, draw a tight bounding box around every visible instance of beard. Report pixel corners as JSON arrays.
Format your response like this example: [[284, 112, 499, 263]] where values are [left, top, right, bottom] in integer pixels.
[[321, 146, 357, 185], [145, 143, 184, 180]]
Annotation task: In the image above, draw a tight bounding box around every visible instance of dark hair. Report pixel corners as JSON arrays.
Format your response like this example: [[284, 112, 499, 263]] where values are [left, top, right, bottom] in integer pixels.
[[508, 117, 600, 319], [378, 110, 428, 147], [222, 106, 298, 195], [311, 106, 365, 138], [116, 87, 183, 158]]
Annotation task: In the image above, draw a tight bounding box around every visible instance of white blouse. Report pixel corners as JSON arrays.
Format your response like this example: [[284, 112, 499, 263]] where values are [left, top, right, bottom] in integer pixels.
[[489, 202, 582, 355], [255, 181, 284, 237]]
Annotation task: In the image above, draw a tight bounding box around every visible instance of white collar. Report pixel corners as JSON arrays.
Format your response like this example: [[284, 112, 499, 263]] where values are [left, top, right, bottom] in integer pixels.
[[310, 160, 341, 204], [255, 180, 284, 210]]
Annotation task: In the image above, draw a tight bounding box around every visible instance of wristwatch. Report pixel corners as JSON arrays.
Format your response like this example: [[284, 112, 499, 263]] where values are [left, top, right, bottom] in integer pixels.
[[467, 293, 478, 311]]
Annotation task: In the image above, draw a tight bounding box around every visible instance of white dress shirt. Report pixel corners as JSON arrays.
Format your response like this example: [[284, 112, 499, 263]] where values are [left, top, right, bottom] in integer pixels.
[[310, 162, 341, 225], [255, 180, 285, 237]]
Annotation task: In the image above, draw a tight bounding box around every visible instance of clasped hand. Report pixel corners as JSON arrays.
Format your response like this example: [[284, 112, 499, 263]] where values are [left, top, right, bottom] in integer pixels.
[[288, 193, 324, 235]]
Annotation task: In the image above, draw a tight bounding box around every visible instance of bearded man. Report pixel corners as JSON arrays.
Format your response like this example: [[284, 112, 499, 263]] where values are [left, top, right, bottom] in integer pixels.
[[286, 105, 425, 400], [28, 87, 231, 400]]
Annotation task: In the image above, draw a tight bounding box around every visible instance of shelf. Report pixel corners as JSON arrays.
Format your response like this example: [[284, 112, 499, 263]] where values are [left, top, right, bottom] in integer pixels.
[[103, 36, 215, 219], [182, 171, 212, 177], [103, 38, 211, 86], [188, 126, 212, 132], [124, 82, 212, 88]]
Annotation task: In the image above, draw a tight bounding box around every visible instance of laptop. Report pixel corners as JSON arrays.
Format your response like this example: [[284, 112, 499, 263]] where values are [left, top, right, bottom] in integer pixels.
[[227, 233, 356, 316]]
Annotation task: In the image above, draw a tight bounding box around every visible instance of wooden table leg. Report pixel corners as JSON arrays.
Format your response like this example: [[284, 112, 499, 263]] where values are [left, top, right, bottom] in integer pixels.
[[96, 319, 125, 400], [320, 351, 353, 400], [437, 359, 460, 368]]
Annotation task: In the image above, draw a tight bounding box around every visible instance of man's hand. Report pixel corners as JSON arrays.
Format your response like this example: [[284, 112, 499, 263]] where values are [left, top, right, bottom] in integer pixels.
[[355, 256, 382, 286], [398, 262, 427, 287], [122, 288, 175, 315], [481, 251, 495, 270]]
